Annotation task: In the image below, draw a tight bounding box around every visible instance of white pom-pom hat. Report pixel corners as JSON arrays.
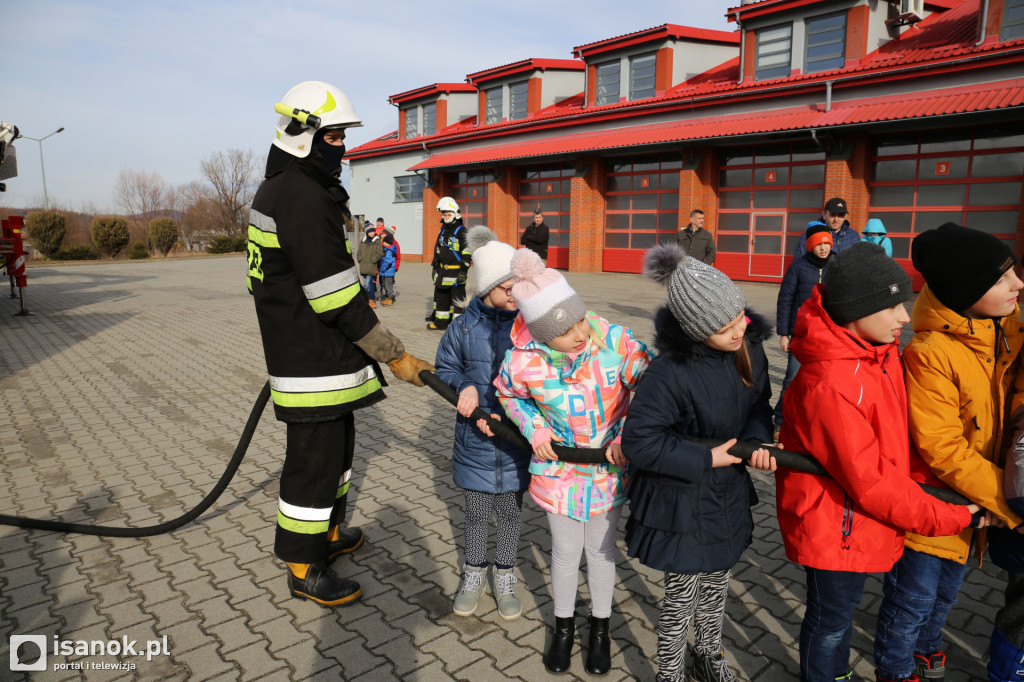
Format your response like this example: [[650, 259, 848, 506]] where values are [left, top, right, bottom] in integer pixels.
[[466, 225, 516, 295], [509, 248, 587, 343]]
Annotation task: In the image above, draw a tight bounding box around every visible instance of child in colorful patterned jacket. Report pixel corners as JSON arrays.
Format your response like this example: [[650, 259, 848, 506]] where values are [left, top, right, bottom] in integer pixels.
[[494, 247, 652, 677]]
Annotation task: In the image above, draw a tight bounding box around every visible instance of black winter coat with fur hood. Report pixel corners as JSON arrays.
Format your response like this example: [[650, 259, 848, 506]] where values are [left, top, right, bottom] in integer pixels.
[[622, 307, 774, 574]]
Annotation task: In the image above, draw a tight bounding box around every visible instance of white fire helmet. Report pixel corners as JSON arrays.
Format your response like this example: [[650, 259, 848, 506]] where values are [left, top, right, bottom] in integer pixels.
[[273, 81, 362, 159], [436, 196, 460, 215]]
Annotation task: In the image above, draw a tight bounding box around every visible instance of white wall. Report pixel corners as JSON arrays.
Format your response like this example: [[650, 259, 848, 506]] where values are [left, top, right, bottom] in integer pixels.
[[349, 151, 427, 256], [539, 70, 586, 108], [443, 92, 479, 126], [671, 39, 741, 83]]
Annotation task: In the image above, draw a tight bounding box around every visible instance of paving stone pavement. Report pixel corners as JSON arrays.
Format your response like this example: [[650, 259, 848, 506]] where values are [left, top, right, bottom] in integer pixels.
[[0, 255, 1003, 681]]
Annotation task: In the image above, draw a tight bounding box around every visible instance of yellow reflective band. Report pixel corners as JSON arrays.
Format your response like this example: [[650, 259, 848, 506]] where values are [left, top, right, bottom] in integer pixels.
[[336, 481, 349, 498], [271, 377, 381, 408], [277, 511, 330, 535], [248, 224, 280, 249], [308, 281, 361, 314], [314, 90, 337, 116]]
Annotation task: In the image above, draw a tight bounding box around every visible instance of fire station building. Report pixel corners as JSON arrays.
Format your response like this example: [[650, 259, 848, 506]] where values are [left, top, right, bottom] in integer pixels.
[[346, 0, 1024, 285]]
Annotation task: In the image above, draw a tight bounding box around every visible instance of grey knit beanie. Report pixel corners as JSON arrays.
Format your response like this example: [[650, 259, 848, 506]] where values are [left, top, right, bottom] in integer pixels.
[[822, 241, 911, 325], [644, 244, 746, 340]]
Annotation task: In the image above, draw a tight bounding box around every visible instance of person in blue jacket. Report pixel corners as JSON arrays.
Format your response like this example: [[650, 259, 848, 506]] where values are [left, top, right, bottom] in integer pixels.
[[773, 223, 834, 433], [861, 218, 893, 257], [794, 197, 861, 257], [378, 226, 399, 306], [622, 244, 777, 682], [434, 227, 531, 621]]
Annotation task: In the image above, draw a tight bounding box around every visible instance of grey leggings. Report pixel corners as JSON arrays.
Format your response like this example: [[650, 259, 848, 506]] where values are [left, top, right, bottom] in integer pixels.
[[546, 506, 623, 619]]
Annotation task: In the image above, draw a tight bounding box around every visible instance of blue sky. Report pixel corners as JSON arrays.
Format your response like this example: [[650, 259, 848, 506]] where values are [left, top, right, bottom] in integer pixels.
[[2, 1, 733, 213]]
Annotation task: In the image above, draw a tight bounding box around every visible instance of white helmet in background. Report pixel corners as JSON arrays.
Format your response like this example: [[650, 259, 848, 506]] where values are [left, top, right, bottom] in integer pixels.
[[273, 81, 363, 158], [436, 196, 460, 219]]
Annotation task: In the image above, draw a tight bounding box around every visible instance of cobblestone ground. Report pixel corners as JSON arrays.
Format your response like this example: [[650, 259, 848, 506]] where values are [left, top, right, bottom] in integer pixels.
[[0, 256, 1001, 681]]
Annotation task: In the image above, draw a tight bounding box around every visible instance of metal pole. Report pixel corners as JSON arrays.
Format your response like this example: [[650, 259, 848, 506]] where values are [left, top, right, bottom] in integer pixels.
[[19, 127, 64, 210]]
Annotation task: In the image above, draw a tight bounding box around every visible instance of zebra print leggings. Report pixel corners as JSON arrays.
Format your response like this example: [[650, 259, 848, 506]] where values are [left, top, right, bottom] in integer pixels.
[[462, 489, 524, 568], [656, 569, 734, 682]]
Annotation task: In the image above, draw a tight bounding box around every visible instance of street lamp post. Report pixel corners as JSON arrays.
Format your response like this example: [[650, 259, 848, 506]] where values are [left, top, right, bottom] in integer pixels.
[[20, 127, 64, 209]]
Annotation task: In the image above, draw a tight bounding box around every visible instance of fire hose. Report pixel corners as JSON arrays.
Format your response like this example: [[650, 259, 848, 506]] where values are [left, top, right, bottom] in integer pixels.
[[0, 369, 970, 538], [416, 370, 971, 507]]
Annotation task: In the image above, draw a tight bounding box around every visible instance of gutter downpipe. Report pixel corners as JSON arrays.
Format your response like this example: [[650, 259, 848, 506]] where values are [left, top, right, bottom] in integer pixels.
[[977, 0, 990, 45], [826, 80, 833, 112], [737, 19, 745, 84]]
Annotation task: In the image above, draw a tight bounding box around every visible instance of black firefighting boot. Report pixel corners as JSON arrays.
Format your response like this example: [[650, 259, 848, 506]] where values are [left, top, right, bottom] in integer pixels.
[[326, 525, 365, 563], [287, 562, 361, 606]]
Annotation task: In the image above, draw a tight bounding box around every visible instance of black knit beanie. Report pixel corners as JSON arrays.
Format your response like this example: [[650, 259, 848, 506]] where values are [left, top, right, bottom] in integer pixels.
[[911, 223, 1015, 313], [822, 241, 911, 325]]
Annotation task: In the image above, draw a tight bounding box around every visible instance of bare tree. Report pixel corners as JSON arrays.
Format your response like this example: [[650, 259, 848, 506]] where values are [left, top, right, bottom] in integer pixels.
[[176, 181, 219, 251], [199, 149, 260, 239], [114, 168, 166, 240]]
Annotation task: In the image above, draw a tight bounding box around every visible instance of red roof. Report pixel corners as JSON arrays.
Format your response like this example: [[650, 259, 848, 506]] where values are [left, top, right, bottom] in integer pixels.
[[466, 59, 584, 86], [388, 83, 477, 105], [572, 23, 739, 57], [407, 78, 1024, 170], [348, 0, 1024, 161]]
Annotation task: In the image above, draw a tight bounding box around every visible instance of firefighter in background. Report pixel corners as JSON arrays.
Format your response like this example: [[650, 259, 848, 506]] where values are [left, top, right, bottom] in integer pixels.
[[427, 197, 471, 330], [247, 81, 432, 606]]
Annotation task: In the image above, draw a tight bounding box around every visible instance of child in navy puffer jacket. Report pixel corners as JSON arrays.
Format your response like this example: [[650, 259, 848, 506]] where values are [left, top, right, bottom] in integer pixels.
[[773, 223, 834, 431], [434, 226, 530, 621]]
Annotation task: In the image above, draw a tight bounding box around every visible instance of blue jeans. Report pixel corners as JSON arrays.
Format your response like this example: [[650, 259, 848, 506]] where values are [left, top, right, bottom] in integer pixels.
[[361, 273, 376, 300], [773, 351, 801, 426], [800, 566, 867, 682], [874, 548, 966, 678]]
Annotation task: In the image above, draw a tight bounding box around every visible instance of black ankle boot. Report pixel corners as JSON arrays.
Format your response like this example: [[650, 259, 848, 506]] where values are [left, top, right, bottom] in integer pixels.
[[584, 616, 611, 675], [543, 616, 575, 674], [288, 562, 362, 606]]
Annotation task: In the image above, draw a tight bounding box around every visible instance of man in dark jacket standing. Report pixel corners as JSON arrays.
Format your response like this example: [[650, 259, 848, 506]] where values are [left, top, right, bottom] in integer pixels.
[[676, 209, 716, 265], [247, 81, 432, 607], [520, 209, 549, 260], [793, 196, 861, 256]]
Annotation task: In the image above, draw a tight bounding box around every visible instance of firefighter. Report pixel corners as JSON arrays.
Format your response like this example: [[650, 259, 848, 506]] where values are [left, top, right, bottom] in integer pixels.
[[427, 197, 471, 330], [247, 81, 432, 606]]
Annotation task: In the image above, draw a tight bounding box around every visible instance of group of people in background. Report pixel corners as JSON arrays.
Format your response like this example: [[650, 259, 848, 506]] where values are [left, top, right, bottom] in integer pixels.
[[356, 216, 400, 309], [432, 192, 1024, 682]]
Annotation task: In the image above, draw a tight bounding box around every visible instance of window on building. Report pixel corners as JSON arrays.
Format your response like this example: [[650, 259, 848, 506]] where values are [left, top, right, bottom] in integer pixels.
[[595, 61, 620, 106], [394, 175, 426, 203], [604, 153, 682, 257], [868, 124, 1023, 260], [404, 107, 418, 139], [1003, 0, 1024, 41], [484, 87, 502, 124], [452, 171, 494, 225], [629, 53, 657, 100], [519, 163, 573, 256], [422, 102, 436, 136], [805, 12, 847, 73], [509, 81, 529, 120], [756, 23, 792, 80]]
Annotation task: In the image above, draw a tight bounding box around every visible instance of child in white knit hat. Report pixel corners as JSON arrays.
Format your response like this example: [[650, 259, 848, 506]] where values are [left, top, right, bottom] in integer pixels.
[[433, 226, 531, 622], [494, 248, 652, 676]]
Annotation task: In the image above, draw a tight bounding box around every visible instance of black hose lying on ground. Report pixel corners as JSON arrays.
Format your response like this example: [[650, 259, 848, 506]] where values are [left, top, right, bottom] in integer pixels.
[[0, 382, 272, 536], [419, 370, 970, 506]]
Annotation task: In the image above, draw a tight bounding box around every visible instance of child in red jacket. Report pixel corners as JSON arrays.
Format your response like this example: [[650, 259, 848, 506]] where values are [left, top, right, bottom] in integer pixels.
[[776, 242, 977, 682]]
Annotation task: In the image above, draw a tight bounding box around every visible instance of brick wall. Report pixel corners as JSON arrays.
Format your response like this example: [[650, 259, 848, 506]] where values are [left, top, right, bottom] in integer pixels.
[[677, 147, 720, 236], [824, 134, 870, 226], [488, 166, 520, 245], [568, 157, 606, 273], [419, 173, 453, 264]]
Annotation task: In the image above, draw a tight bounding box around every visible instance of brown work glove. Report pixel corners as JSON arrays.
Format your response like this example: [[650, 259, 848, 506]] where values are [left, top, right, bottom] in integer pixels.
[[354, 322, 405, 364], [386, 352, 434, 387]]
